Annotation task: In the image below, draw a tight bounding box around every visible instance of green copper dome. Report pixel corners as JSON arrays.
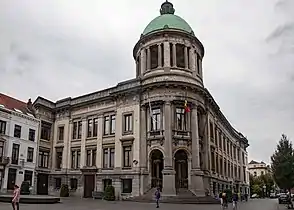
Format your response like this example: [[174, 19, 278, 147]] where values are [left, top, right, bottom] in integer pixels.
[[142, 1, 194, 36]]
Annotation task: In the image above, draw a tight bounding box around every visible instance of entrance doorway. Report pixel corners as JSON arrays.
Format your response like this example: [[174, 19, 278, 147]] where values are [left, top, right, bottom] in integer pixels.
[[7, 168, 17, 190], [37, 173, 48, 195], [174, 150, 188, 189], [150, 149, 163, 189], [84, 175, 95, 198]]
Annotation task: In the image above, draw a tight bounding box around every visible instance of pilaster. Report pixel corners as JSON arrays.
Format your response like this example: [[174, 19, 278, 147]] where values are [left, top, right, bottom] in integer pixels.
[[80, 118, 87, 168], [67, 121, 73, 168], [162, 101, 176, 196], [139, 106, 147, 169], [96, 115, 104, 169]]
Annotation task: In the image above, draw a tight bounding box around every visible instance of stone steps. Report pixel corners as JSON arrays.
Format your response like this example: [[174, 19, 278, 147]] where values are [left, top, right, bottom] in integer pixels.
[[123, 188, 220, 204]]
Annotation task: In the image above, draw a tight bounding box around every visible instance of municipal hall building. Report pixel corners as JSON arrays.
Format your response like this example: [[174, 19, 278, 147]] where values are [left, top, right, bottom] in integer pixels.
[[32, 1, 250, 199]]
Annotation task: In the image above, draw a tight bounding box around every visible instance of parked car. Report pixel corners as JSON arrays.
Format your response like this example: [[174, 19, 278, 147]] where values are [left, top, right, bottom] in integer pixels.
[[251, 194, 259, 199], [278, 193, 289, 204], [270, 193, 277, 198]]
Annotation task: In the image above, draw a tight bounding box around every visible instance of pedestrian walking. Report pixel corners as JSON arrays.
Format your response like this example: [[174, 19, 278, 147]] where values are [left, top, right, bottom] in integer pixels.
[[155, 187, 161, 208], [232, 191, 239, 210], [12, 185, 20, 210]]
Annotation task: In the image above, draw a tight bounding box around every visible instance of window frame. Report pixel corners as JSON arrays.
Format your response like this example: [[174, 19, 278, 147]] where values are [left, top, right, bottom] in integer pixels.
[[123, 112, 133, 134], [14, 124, 21, 138], [27, 147, 34, 162]]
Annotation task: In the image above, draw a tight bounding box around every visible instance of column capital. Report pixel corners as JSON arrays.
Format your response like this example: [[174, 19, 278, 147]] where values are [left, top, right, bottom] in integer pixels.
[[164, 101, 171, 106]]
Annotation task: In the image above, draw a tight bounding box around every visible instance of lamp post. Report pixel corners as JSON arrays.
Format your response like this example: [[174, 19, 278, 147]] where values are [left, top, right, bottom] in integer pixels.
[[263, 185, 266, 198]]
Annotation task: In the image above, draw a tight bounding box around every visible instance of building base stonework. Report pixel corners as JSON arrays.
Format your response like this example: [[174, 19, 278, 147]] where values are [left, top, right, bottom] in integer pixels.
[[162, 169, 176, 196]]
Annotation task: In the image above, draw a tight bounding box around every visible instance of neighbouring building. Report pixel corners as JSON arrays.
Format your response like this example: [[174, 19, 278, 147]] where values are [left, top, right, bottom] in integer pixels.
[[0, 93, 40, 193], [32, 1, 249, 199], [248, 160, 271, 177]]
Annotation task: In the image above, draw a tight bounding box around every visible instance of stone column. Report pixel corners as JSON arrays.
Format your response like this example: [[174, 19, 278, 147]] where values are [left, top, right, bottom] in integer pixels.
[[147, 47, 151, 70], [158, 44, 162, 67], [184, 46, 188, 69], [140, 49, 146, 74], [172, 43, 176, 67], [80, 118, 87, 168], [190, 105, 205, 196], [163, 42, 170, 68], [96, 115, 103, 169], [162, 101, 176, 196]]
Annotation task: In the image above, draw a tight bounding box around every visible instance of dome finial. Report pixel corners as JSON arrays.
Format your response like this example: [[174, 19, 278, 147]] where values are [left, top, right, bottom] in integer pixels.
[[160, 1, 175, 15]]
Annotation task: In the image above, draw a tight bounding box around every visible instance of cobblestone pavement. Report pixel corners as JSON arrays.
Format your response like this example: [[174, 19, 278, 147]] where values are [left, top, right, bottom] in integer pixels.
[[0, 198, 280, 210]]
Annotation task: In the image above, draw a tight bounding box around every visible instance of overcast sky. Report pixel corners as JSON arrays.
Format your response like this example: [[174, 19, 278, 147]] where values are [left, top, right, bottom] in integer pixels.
[[0, 0, 293, 163]]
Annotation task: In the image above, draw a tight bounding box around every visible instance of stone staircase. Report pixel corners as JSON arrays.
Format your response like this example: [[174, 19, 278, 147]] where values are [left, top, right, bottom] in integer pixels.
[[123, 188, 220, 204]]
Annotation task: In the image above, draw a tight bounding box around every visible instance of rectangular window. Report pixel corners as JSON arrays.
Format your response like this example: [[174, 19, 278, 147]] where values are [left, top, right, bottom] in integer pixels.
[[72, 121, 82, 139], [0, 142, 4, 158], [24, 170, 33, 185], [58, 126, 64, 141], [151, 108, 161, 131], [122, 179, 132, 193], [104, 116, 110, 135], [176, 44, 185, 68], [0, 120, 6, 134], [38, 151, 49, 168], [103, 148, 114, 168], [11, 143, 20, 164], [71, 150, 80, 169], [28, 129, 35, 141], [123, 114, 133, 133], [93, 118, 98, 137], [92, 149, 96, 166], [86, 150, 91, 166], [55, 178, 61, 189], [176, 108, 186, 131], [41, 122, 51, 140], [110, 148, 115, 168], [103, 148, 108, 168], [110, 115, 115, 134], [71, 151, 76, 168], [56, 151, 62, 169], [14, 125, 21, 138], [123, 146, 132, 168], [87, 119, 93, 138], [209, 122, 214, 139], [27, 147, 34, 162], [70, 178, 78, 190], [104, 115, 116, 135]]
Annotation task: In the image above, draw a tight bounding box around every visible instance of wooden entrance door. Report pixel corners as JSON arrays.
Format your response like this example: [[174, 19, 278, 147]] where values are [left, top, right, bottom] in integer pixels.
[[84, 175, 95, 198], [37, 173, 48, 195]]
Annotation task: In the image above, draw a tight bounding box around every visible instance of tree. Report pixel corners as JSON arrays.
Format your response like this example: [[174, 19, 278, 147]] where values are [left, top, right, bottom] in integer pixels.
[[271, 134, 294, 192]]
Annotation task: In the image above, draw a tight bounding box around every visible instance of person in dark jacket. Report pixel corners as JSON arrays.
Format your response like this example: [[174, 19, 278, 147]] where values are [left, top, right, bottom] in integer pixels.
[[232, 192, 239, 209], [155, 187, 161, 208]]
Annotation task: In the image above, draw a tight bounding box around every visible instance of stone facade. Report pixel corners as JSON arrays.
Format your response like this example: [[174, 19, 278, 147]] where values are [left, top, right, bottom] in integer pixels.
[[32, 1, 250, 199], [0, 105, 40, 193]]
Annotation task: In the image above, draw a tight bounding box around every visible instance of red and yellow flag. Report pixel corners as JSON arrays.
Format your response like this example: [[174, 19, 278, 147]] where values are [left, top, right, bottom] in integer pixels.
[[184, 100, 190, 113]]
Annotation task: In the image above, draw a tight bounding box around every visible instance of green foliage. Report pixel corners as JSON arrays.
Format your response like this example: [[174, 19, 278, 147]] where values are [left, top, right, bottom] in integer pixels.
[[60, 184, 69, 197], [20, 181, 30, 195], [271, 134, 294, 191], [103, 185, 115, 201], [252, 184, 262, 195]]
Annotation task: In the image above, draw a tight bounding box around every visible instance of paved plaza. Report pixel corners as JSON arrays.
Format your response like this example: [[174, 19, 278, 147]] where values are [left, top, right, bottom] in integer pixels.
[[0, 198, 282, 210]]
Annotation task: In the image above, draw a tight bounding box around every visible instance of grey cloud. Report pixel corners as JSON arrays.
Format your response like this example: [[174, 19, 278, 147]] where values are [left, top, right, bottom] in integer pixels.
[[0, 0, 293, 163]]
